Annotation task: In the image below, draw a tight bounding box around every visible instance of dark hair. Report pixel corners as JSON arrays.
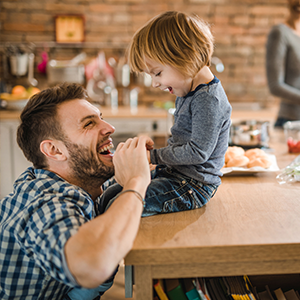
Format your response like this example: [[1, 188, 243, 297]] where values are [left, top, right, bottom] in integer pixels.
[[17, 82, 88, 169]]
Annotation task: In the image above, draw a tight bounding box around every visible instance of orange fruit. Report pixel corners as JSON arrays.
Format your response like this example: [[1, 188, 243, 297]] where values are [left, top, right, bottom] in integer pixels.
[[27, 87, 40, 97], [11, 85, 27, 96]]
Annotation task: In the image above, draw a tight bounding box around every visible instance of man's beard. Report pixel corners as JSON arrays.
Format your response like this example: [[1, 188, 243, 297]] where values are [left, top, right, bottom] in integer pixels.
[[64, 141, 114, 189]]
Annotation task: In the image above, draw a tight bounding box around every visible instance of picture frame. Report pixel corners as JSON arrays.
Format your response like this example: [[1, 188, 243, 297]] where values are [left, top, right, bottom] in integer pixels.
[[55, 15, 85, 43]]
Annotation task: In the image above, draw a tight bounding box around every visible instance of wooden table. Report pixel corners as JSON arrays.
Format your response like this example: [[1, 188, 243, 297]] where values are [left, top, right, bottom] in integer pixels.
[[124, 128, 300, 299]]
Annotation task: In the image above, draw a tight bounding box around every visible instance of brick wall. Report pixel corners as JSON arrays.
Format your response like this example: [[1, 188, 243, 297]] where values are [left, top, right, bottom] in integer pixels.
[[0, 0, 289, 107]]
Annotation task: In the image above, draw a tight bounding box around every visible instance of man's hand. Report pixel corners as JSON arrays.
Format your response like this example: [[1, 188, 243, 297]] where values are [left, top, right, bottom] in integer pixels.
[[112, 136, 153, 191]]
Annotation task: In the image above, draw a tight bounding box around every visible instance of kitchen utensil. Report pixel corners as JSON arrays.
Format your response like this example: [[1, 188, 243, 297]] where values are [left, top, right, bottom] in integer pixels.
[[229, 120, 270, 149], [28, 53, 38, 86], [47, 59, 85, 85], [9, 53, 28, 76]]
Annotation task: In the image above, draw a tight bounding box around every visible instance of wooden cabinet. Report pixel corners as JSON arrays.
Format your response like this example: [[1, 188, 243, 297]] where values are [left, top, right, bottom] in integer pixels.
[[124, 129, 300, 299], [0, 119, 32, 198]]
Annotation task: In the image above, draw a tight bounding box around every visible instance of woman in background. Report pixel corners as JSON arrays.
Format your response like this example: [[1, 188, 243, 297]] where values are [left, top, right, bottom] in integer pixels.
[[266, 0, 300, 127]]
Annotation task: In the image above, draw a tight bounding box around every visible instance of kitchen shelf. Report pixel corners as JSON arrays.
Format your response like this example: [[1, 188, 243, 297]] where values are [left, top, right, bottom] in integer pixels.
[[0, 41, 128, 50]]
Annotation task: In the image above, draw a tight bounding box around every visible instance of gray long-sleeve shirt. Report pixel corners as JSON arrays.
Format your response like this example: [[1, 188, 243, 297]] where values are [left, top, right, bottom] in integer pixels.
[[266, 23, 300, 119], [150, 77, 232, 186]]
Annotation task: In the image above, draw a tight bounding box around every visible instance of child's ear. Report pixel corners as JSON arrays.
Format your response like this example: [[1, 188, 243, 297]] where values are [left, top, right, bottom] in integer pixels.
[[40, 140, 67, 161]]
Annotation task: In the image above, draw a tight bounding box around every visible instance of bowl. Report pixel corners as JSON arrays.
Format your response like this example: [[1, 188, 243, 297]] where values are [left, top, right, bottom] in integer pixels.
[[0, 93, 28, 110], [284, 121, 300, 153]]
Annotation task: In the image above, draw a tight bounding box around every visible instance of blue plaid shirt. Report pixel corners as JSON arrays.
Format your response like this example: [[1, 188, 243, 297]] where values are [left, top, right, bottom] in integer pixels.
[[0, 167, 101, 299]]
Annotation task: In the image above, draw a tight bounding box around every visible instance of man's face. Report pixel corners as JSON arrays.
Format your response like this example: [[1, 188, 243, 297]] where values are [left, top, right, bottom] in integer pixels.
[[57, 99, 116, 185]]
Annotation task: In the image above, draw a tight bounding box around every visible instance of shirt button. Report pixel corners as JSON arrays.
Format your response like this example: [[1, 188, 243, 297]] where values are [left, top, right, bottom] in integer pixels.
[[189, 190, 193, 194], [182, 180, 186, 184]]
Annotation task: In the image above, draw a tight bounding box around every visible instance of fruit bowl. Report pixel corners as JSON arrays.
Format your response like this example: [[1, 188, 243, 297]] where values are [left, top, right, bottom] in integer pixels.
[[284, 121, 300, 153], [0, 86, 40, 111]]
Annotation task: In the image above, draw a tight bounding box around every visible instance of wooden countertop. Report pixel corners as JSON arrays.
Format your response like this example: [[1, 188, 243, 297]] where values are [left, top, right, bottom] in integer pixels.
[[0, 110, 21, 120], [0, 103, 279, 120], [125, 129, 300, 273]]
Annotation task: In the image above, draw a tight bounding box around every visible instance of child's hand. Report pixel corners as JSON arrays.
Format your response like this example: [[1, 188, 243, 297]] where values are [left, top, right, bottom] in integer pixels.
[[149, 163, 156, 171], [112, 136, 152, 190]]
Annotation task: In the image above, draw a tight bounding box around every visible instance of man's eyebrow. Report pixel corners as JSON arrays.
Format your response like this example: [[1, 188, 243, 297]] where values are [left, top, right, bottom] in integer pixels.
[[80, 113, 102, 123]]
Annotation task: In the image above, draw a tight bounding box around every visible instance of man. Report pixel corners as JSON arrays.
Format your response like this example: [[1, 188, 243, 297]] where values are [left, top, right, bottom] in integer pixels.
[[0, 82, 151, 299]]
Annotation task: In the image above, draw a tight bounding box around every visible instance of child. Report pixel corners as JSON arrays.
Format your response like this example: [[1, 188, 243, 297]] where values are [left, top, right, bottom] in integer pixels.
[[101, 11, 232, 217]]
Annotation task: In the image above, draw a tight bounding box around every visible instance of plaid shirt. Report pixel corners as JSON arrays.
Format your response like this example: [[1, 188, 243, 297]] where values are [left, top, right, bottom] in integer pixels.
[[0, 167, 100, 299]]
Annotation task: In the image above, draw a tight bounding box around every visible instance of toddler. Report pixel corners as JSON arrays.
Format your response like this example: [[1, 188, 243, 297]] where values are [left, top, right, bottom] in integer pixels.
[[101, 11, 232, 217]]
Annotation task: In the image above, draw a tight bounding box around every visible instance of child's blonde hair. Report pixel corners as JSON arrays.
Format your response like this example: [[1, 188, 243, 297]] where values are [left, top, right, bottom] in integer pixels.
[[128, 11, 214, 78]]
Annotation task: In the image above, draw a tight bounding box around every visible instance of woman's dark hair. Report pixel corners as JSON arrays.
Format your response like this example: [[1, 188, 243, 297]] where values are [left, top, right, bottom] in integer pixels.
[[17, 82, 88, 169]]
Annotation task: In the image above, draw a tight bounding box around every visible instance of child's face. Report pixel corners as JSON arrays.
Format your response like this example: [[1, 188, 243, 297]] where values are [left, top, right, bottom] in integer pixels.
[[143, 57, 193, 97]]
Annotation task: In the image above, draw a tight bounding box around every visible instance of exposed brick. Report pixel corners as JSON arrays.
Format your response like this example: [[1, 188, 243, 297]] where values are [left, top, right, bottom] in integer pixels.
[[8, 13, 28, 22], [251, 5, 288, 16], [0, 12, 7, 22], [0, 0, 291, 104], [45, 3, 87, 13], [189, 0, 225, 3], [215, 5, 248, 16], [112, 13, 131, 24], [30, 13, 53, 23], [25, 34, 54, 42], [88, 4, 127, 13], [232, 15, 250, 26], [4, 23, 45, 32]]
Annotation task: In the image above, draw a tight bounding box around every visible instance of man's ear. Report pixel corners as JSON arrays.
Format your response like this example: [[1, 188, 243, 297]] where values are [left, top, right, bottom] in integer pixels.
[[40, 140, 67, 161]]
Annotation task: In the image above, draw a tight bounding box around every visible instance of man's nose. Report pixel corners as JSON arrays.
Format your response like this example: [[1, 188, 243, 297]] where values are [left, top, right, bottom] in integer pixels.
[[100, 120, 115, 136]]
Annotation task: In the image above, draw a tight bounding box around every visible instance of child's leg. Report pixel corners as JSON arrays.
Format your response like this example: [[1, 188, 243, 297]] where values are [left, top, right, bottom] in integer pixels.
[[99, 182, 123, 213], [99, 169, 157, 212], [99, 166, 218, 217], [142, 166, 218, 217]]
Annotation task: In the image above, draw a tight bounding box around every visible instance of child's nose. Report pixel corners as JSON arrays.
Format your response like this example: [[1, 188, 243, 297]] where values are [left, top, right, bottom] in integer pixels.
[[152, 79, 160, 88]]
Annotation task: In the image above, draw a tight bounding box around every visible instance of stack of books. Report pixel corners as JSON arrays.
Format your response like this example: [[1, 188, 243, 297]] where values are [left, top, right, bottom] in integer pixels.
[[153, 276, 300, 300]]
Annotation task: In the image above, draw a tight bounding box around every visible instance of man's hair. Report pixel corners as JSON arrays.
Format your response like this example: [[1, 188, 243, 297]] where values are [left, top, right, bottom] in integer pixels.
[[17, 82, 88, 169], [128, 11, 214, 78]]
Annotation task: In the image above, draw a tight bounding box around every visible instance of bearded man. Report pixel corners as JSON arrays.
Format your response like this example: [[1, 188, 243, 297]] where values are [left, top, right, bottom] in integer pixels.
[[0, 82, 151, 300]]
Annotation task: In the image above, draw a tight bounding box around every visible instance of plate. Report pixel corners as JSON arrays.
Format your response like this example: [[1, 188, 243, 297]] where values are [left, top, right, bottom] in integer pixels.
[[221, 154, 280, 175]]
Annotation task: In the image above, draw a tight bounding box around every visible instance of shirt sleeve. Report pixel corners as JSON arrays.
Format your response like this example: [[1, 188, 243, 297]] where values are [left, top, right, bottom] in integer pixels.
[[266, 25, 300, 103], [16, 189, 93, 287], [150, 94, 224, 166]]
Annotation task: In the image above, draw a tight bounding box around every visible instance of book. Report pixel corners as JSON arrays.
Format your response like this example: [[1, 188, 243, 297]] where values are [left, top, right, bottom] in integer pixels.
[[258, 290, 274, 300], [164, 278, 188, 300], [194, 278, 210, 300], [274, 288, 287, 300], [284, 290, 300, 300], [265, 285, 275, 300], [243, 276, 257, 300], [154, 279, 169, 300], [153, 287, 161, 300], [223, 276, 257, 300], [202, 279, 212, 300], [181, 278, 201, 300], [208, 278, 227, 300], [204, 279, 218, 300]]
